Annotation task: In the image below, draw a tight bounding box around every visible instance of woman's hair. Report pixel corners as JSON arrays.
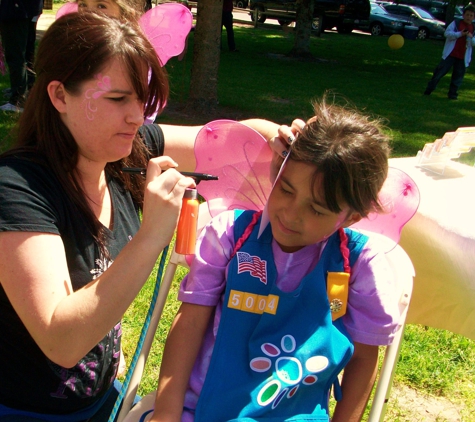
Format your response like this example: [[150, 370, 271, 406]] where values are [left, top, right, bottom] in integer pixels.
[[290, 94, 390, 217], [9, 12, 169, 254]]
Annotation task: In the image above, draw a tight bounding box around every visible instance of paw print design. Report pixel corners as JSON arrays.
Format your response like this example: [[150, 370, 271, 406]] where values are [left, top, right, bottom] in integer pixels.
[[249, 335, 329, 409]]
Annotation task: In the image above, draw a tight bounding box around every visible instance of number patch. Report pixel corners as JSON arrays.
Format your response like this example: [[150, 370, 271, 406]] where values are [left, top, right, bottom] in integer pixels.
[[228, 290, 279, 315]]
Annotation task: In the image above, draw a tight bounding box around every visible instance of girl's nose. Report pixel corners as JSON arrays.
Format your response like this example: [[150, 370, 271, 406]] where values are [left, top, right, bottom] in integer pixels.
[[283, 202, 301, 222]]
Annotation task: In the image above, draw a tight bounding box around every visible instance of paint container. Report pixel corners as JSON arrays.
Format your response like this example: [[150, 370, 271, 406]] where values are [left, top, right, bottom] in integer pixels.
[[175, 188, 199, 255]]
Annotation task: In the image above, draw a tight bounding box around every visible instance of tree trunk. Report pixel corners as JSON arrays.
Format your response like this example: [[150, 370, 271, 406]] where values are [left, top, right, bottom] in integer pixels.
[[186, 0, 222, 114], [288, 0, 315, 59], [445, 0, 457, 24]]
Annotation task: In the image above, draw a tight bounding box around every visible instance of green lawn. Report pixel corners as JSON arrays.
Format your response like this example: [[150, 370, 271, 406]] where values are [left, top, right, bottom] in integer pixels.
[[1, 8, 475, 420]]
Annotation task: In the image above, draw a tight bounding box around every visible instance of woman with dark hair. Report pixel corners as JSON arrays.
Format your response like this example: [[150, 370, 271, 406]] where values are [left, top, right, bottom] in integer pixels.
[[0, 7, 297, 419], [0, 11, 214, 422]]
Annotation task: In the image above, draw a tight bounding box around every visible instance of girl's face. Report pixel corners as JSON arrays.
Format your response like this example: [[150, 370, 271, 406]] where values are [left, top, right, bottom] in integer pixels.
[[267, 160, 361, 253], [56, 58, 145, 170], [78, 0, 121, 18]]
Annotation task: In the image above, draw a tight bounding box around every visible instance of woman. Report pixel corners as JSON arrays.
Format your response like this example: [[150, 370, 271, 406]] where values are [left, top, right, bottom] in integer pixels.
[[0, 11, 287, 421]]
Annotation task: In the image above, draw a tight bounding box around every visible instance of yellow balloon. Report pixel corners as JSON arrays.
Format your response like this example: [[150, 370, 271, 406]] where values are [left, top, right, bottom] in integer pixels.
[[388, 34, 404, 50]]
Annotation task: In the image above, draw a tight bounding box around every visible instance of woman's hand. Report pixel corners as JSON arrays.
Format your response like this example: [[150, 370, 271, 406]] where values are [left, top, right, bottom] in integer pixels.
[[269, 119, 307, 181], [0, 156, 197, 368], [139, 156, 195, 247]]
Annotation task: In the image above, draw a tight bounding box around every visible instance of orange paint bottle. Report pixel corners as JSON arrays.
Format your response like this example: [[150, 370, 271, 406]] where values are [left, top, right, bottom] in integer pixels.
[[175, 188, 199, 255]]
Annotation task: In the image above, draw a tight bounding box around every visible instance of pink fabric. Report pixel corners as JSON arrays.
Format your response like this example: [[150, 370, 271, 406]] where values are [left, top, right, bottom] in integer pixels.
[[353, 167, 420, 250], [55, 1, 78, 18], [139, 4, 193, 66], [194, 120, 274, 217]]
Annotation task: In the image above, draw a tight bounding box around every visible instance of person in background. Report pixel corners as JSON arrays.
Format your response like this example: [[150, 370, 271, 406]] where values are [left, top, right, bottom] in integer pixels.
[[424, 3, 475, 100], [26, 13, 40, 92], [77, 0, 143, 20], [222, 0, 238, 52], [0, 0, 43, 112]]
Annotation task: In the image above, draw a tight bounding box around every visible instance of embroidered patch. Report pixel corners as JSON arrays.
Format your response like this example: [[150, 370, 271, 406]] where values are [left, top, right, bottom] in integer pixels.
[[327, 272, 349, 321], [237, 251, 267, 285], [249, 335, 330, 410]]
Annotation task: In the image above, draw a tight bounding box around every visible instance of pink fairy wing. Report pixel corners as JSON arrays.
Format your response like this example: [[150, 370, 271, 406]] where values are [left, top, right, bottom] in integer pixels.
[[194, 120, 419, 250], [56, 2, 78, 19], [139, 3, 193, 66], [353, 167, 420, 246], [194, 120, 273, 218]]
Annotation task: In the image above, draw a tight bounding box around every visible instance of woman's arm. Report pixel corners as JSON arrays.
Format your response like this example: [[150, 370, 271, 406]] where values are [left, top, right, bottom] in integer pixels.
[[160, 124, 201, 172], [0, 158, 195, 368], [331, 342, 379, 422], [149, 302, 214, 422]]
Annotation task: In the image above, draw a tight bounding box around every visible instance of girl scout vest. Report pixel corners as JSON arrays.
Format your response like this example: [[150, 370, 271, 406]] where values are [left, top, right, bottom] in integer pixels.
[[194, 210, 368, 422]]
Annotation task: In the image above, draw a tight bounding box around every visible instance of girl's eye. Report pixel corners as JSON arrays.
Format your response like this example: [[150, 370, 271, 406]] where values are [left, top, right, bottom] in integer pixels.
[[280, 186, 292, 195], [312, 208, 324, 216], [108, 96, 125, 102]]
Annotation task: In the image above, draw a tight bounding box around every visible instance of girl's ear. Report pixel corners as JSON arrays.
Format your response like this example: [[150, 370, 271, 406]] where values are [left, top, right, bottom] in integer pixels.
[[342, 212, 362, 228], [47, 81, 67, 113]]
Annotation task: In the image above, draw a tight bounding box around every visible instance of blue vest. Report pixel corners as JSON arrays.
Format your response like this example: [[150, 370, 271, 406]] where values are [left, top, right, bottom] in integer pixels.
[[194, 210, 368, 422]]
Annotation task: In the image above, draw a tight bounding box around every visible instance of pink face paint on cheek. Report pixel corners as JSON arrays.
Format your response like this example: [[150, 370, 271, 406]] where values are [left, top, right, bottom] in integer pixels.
[[83, 74, 112, 120]]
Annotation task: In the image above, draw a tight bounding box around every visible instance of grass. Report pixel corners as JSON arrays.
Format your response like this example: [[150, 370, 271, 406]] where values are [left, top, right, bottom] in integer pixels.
[[162, 23, 475, 161], [1, 7, 475, 419]]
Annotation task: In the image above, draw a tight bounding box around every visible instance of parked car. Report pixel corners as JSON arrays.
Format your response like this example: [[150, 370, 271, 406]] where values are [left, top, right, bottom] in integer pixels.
[[356, 3, 411, 35], [188, 0, 249, 9], [395, 0, 448, 21], [235, 0, 249, 8], [249, 0, 371, 33], [382, 3, 445, 38], [380, 1, 469, 24]]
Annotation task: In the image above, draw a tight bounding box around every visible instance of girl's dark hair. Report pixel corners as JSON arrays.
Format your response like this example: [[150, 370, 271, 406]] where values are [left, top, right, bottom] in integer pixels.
[[5, 12, 169, 254], [291, 94, 390, 217]]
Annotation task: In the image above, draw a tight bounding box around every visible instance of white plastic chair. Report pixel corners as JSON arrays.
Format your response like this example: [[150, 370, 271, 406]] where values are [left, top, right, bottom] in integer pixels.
[[367, 242, 414, 421]]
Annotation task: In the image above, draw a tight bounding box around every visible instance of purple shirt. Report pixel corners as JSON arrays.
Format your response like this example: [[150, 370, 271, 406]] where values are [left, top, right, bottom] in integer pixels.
[[178, 210, 402, 420]]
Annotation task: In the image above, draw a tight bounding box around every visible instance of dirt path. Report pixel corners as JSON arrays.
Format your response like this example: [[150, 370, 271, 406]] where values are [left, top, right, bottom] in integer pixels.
[[386, 384, 463, 421]]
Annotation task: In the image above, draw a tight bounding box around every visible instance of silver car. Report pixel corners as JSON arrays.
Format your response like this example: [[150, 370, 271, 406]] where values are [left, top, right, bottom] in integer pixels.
[[381, 3, 445, 39]]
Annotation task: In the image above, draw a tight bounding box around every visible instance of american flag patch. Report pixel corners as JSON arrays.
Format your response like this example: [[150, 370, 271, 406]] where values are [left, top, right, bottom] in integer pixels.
[[237, 252, 267, 285]]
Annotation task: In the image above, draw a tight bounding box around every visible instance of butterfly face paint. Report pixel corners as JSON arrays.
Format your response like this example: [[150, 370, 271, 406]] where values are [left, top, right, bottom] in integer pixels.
[[84, 74, 112, 120]]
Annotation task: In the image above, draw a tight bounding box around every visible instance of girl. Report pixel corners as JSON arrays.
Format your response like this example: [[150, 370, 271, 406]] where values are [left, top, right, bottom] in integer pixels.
[[149, 95, 401, 422]]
